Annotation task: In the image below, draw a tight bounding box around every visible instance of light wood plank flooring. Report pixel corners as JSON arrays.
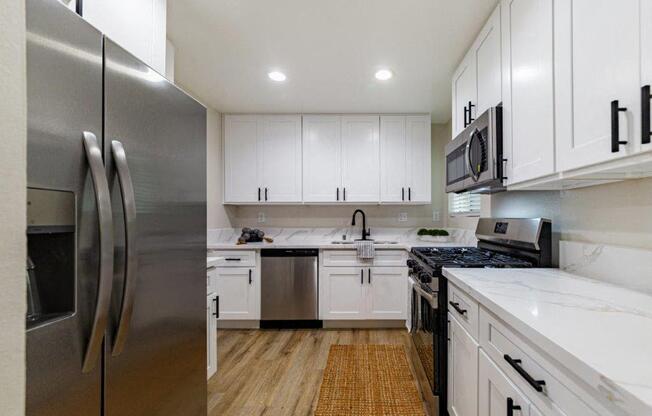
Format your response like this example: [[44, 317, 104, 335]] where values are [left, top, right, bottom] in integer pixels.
[[208, 329, 435, 416]]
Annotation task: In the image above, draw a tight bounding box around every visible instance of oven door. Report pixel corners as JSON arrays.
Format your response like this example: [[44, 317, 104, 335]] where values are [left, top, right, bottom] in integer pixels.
[[411, 284, 439, 395]]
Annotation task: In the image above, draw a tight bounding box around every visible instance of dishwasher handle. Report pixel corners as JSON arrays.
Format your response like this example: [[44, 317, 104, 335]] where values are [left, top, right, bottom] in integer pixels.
[[261, 249, 319, 257]]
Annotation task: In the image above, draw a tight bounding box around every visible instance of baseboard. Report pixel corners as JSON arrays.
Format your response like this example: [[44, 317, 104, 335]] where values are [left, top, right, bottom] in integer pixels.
[[322, 320, 407, 329]]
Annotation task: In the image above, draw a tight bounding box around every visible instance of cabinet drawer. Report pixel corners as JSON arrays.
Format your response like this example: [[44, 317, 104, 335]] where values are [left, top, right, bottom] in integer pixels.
[[208, 250, 256, 267], [448, 282, 480, 340], [479, 308, 601, 416], [321, 249, 407, 267]]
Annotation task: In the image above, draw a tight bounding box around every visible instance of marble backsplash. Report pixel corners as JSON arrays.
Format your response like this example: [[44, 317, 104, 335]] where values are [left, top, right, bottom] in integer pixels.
[[560, 240, 652, 295], [207, 227, 478, 246]]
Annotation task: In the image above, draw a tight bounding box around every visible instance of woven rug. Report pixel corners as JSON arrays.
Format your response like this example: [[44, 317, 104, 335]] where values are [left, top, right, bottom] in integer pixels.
[[314, 344, 426, 416]]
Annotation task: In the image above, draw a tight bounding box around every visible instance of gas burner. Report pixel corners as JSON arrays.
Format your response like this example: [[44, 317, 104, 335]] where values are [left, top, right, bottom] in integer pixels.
[[411, 246, 532, 270]]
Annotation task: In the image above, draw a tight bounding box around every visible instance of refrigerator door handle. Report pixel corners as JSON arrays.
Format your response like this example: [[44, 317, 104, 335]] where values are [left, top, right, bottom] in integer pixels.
[[81, 131, 114, 373], [110, 140, 138, 356]]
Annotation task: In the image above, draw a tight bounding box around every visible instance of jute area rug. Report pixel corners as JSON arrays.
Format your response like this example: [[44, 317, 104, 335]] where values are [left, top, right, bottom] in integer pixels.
[[314, 344, 426, 416]]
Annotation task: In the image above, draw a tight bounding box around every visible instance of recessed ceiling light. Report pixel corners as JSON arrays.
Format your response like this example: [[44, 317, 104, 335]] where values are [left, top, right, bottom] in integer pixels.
[[375, 69, 393, 81], [268, 71, 287, 82]]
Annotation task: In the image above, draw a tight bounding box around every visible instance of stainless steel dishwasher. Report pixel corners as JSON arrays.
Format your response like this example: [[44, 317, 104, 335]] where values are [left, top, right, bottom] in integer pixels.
[[260, 249, 320, 328]]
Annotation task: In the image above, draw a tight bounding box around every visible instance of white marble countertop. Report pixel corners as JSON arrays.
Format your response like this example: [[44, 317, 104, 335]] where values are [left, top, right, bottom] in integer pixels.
[[207, 227, 477, 251], [442, 267, 652, 416]]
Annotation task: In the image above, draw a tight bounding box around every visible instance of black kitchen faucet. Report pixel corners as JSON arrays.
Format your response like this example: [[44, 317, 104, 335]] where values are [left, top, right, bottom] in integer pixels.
[[351, 209, 371, 241]]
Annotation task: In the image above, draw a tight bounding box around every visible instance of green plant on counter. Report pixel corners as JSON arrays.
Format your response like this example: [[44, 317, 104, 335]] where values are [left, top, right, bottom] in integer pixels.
[[417, 228, 450, 237]]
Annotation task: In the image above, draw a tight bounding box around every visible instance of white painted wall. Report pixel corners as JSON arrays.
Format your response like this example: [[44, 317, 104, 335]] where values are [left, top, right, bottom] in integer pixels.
[[0, 1, 27, 413], [207, 108, 234, 228]]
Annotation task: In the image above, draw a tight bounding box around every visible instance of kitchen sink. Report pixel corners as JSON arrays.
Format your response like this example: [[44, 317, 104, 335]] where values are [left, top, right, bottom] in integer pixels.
[[330, 240, 398, 245]]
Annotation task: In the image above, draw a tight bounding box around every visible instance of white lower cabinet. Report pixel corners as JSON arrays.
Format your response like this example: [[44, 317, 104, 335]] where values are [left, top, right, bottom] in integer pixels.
[[214, 266, 260, 320], [320, 265, 407, 320], [206, 293, 217, 379], [479, 349, 530, 416], [448, 313, 479, 416]]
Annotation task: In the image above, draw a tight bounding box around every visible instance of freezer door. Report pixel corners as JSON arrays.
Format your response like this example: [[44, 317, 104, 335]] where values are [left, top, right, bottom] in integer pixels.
[[26, 1, 104, 415], [103, 38, 207, 416]]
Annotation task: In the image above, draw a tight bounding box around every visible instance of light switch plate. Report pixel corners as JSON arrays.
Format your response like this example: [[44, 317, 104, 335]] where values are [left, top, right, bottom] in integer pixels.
[[398, 212, 408, 222], [257, 212, 266, 223]]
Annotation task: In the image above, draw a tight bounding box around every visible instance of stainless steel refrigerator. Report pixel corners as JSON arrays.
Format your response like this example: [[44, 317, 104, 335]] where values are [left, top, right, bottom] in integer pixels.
[[25, 1, 207, 414]]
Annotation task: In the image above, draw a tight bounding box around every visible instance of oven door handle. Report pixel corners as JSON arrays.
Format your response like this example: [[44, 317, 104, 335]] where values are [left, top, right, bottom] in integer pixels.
[[413, 284, 438, 308]]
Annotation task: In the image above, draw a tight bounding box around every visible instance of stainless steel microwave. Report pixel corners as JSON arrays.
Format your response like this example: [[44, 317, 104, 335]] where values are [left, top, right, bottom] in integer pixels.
[[445, 106, 506, 194]]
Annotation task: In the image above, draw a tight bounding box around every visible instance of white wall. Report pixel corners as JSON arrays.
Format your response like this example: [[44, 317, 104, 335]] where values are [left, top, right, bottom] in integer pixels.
[[228, 122, 450, 229], [0, 1, 27, 413], [206, 109, 235, 228]]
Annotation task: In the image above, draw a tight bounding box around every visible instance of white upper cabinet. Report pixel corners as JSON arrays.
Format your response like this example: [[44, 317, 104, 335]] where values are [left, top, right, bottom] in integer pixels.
[[224, 115, 260, 203], [82, 0, 167, 74], [380, 116, 407, 202], [502, 0, 556, 184], [452, 52, 478, 138], [341, 116, 380, 202], [302, 116, 342, 202], [475, 6, 502, 116], [260, 116, 302, 202], [224, 115, 302, 203], [555, 0, 641, 171], [381, 115, 431, 204], [643, 0, 652, 154]]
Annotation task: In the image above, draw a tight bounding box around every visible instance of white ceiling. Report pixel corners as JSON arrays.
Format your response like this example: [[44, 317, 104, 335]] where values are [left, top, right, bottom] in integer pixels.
[[168, 0, 498, 123]]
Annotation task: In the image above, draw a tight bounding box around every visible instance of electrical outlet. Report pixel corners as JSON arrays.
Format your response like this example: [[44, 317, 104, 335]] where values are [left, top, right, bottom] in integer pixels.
[[257, 212, 266, 223], [398, 212, 408, 222], [432, 210, 440, 222]]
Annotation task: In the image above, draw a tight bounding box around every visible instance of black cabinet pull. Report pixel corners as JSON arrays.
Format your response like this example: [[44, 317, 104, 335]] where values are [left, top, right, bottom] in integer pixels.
[[264, 187, 268, 201], [343, 188, 346, 201], [225, 258, 241, 262], [611, 100, 628, 152], [408, 187, 411, 201], [258, 187, 261, 201], [467, 101, 475, 124], [368, 268, 371, 284], [449, 301, 467, 315], [506, 398, 522, 416], [212, 296, 219, 318], [504, 354, 546, 392], [360, 269, 363, 284], [248, 269, 252, 285], [402, 187, 405, 201], [336, 187, 339, 201], [463, 105, 469, 127], [643, 85, 651, 145]]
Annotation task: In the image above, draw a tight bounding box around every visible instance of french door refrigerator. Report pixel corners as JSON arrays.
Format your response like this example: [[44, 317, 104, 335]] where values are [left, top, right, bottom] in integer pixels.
[[25, 1, 207, 415]]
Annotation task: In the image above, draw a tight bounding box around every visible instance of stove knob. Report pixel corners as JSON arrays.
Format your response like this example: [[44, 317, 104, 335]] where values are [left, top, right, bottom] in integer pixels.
[[406, 259, 417, 268], [418, 271, 432, 283]]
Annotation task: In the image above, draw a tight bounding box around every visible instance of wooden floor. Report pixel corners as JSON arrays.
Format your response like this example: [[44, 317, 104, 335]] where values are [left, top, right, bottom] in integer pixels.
[[208, 329, 435, 416]]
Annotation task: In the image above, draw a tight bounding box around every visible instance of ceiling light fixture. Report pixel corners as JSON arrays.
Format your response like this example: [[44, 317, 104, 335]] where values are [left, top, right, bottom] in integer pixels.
[[268, 71, 287, 82], [375, 69, 393, 81]]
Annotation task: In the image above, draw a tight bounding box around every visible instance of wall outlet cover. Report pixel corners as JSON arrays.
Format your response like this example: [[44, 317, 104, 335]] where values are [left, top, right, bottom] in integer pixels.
[[432, 210, 440, 222], [398, 212, 408, 222], [257, 212, 266, 223]]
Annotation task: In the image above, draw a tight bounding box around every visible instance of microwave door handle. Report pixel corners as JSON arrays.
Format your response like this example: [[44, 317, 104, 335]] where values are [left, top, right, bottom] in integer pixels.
[[81, 131, 114, 373], [110, 140, 138, 357]]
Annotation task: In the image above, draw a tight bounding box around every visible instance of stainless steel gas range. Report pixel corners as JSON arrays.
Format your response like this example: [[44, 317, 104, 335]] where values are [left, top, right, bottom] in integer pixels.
[[407, 218, 552, 416]]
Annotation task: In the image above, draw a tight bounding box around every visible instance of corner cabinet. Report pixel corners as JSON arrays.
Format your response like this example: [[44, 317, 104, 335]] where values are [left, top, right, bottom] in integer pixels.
[[224, 115, 302, 204], [380, 116, 431, 203]]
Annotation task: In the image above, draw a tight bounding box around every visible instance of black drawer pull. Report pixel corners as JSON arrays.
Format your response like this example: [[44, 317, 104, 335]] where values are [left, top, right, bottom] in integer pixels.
[[258, 187, 261, 201], [408, 187, 411, 201], [504, 354, 546, 392], [248, 269, 252, 284], [402, 187, 405, 201], [212, 296, 219, 318], [611, 100, 628, 152], [336, 187, 339, 201], [360, 269, 363, 284], [449, 301, 467, 315], [507, 398, 521, 416], [225, 258, 241, 261], [643, 85, 651, 145]]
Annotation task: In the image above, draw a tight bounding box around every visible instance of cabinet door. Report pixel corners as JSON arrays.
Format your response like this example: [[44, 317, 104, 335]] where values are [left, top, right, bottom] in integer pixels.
[[475, 6, 502, 115], [406, 116, 431, 203], [320, 267, 366, 319], [224, 115, 260, 203], [502, 0, 555, 184], [303, 116, 342, 202], [555, 0, 640, 170], [452, 52, 477, 138], [214, 267, 259, 320], [642, 0, 652, 154], [478, 350, 530, 416], [448, 315, 479, 416], [341, 116, 380, 202], [260, 115, 302, 202], [380, 116, 408, 202], [206, 294, 217, 379], [367, 267, 407, 319]]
